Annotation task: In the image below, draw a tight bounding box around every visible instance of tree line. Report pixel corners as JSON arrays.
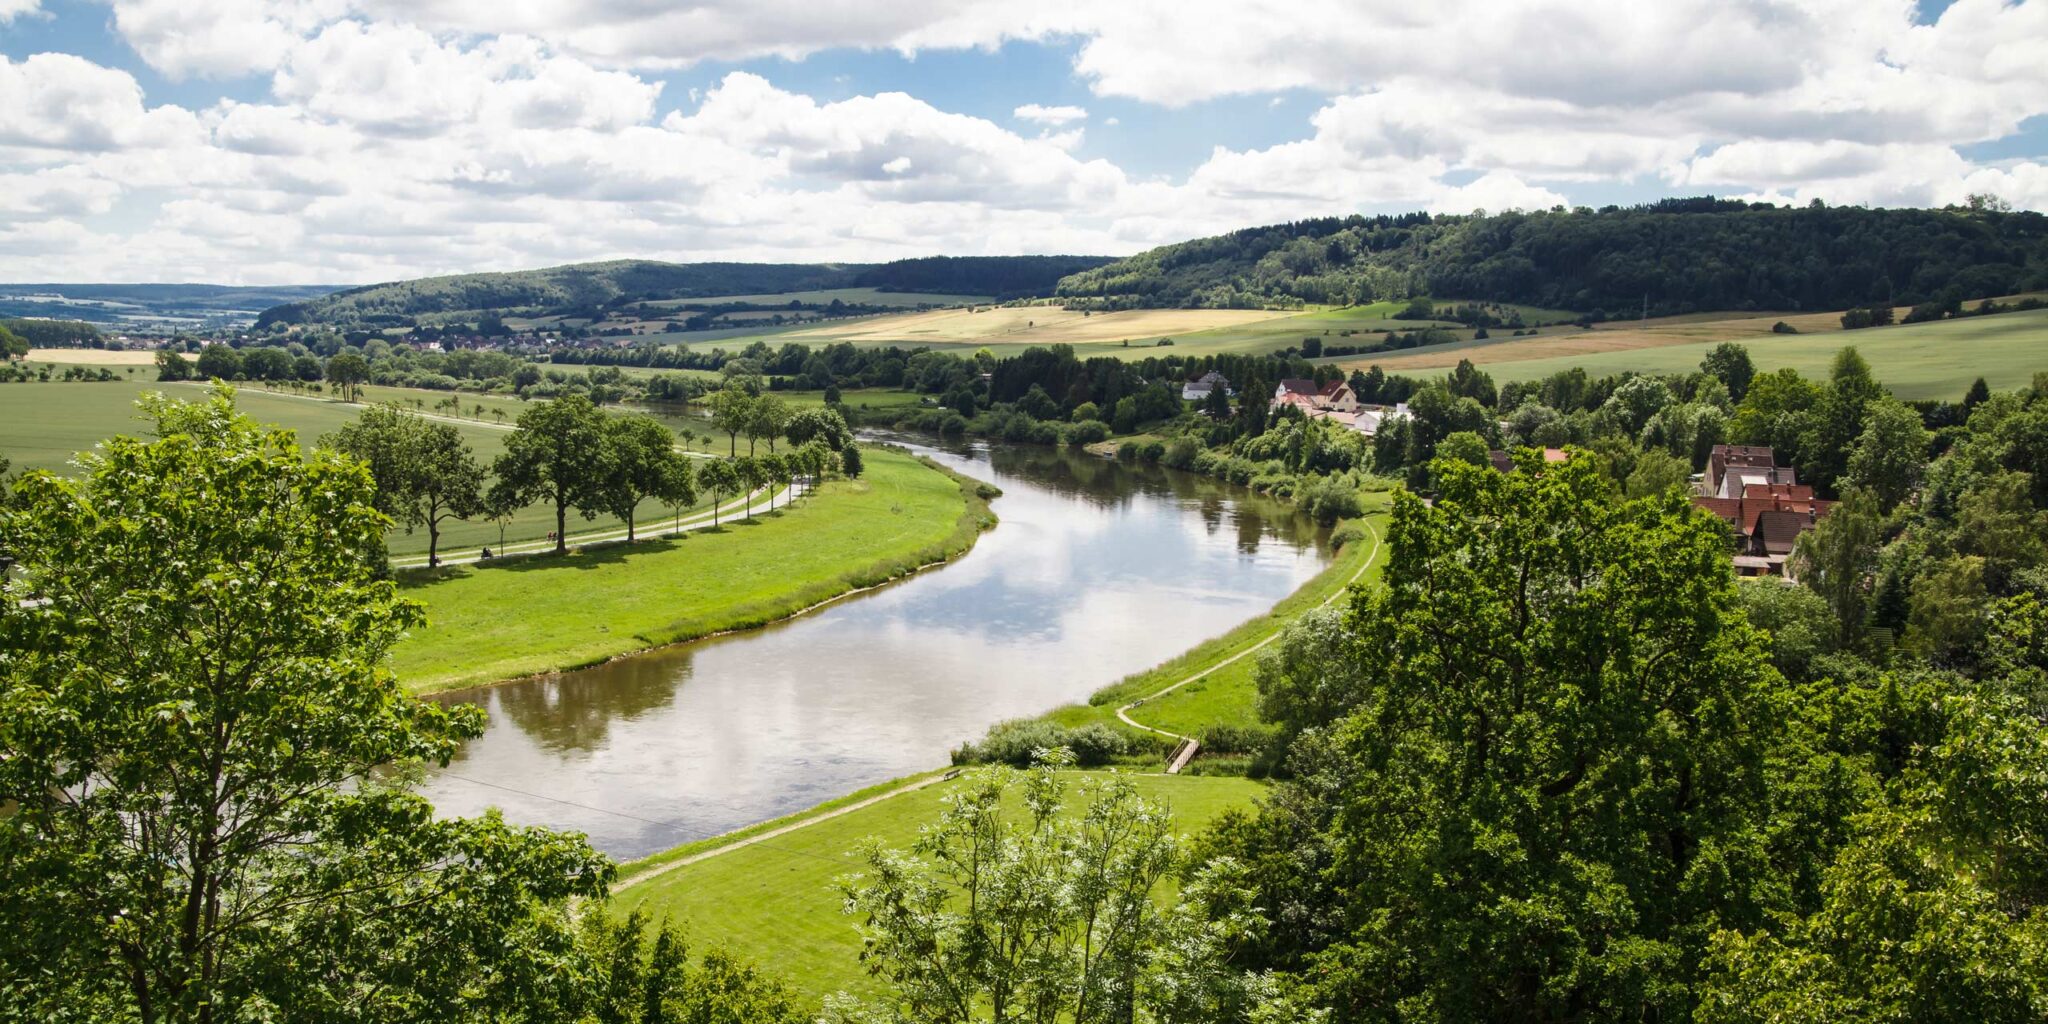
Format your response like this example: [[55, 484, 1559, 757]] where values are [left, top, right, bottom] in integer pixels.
[[325, 391, 856, 565], [1053, 197, 2048, 318]]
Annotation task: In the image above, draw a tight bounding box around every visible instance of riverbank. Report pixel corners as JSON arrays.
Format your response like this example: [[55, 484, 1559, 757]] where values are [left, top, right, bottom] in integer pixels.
[[392, 446, 997, 694], [1041, 491, 1391, 764], [609, 770, 1265, 1002], [597, 491, 1393, 1006]]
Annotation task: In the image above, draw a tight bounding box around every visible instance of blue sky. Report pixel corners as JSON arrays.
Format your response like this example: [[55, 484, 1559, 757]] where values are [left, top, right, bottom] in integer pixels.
[[1, 0, 2044, 283]]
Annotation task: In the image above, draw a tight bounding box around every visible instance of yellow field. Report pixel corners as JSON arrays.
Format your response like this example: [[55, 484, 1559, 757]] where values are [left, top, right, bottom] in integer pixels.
[[27, 347, 157, 365], [786, 306, 1297, 347]]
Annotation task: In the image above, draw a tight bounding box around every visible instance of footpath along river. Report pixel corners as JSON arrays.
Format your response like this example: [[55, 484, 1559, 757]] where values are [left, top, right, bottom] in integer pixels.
[[419, 438, 1333, 859]]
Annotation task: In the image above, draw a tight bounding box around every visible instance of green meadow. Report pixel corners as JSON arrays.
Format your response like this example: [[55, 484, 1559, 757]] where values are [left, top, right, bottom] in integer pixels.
[[1476, 308, 2048, 400], [0, 380, 712, 557], [389, 446, 986, 693], [610, 770, 1266, 1002]]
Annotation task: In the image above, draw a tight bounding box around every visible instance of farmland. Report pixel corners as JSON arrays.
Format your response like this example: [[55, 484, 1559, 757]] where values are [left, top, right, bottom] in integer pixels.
[[1330, 303, 2048, 400], [24, 347, 157, 366], [779, 304, 1299, 354], [610, 770, 1266, 1001]]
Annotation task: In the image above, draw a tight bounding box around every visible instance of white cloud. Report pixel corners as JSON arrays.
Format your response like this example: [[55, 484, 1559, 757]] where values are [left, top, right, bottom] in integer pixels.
[[1426, 172, 1569, 215], [0, 0, 41, 21], [272, 22, 660, 135], [0, 0, 2043, 282], [0, 53, 200, 152], [108, 0, 344, 79], [1014, 103, 1086, 125]]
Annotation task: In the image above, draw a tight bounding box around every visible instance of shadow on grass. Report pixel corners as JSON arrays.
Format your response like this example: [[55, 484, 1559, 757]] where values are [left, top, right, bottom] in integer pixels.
[[397, 534, 692, 587]]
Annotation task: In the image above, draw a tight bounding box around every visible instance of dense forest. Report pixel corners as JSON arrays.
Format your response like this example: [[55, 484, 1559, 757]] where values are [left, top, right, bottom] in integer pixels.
[[1054, 198, 2048, 317], [259, 255, 1113, 328]]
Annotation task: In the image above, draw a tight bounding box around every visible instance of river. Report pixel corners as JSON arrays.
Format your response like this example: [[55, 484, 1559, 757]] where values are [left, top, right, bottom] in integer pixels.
[[419, 439, 1332, 859]]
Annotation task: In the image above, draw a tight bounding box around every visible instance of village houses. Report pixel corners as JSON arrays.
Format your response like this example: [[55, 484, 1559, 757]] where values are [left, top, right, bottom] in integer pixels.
[[1690, 444, 1833, 577]]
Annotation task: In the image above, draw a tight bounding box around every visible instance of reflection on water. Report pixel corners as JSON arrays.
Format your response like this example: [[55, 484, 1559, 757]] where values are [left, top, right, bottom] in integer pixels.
[[420, 438, 1331, 859]]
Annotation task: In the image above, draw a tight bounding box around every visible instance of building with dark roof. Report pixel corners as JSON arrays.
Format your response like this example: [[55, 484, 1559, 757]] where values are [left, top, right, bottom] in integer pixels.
[[1693, 478, 1834, 576]]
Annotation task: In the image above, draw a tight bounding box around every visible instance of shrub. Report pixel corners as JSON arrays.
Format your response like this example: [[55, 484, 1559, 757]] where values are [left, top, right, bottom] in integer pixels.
[[1160, 435, 1202, 470], [1068, 420, 1110, 445], [1139, 441, 1166, 463], [1199, 722, 1276, 755], [953, 718, 1131, 767], [1297, 473, 1365, 525], [1330, 521, 1367, 549]]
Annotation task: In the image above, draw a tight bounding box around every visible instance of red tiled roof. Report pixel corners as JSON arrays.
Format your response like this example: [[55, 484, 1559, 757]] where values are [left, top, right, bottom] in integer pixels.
[[1695, 497, 1742, 524], [1741, 482, 1815, 501]]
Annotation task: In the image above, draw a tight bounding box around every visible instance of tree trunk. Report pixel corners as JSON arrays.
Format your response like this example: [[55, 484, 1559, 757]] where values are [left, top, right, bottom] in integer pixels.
[[427, 514, 440, 567], [555, 499, 568, 555]]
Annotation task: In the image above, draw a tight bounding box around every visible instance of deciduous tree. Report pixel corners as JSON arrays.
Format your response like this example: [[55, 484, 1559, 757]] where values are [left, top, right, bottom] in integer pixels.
[[597, 415, 685, 542], [325, 350, 370, 402], [0, 387, 609, 1024], [492, 394, 609, 555]]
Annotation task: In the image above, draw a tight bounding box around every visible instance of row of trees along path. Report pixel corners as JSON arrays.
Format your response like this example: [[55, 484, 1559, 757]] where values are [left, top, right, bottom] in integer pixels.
[[218, 383, 852, 567]]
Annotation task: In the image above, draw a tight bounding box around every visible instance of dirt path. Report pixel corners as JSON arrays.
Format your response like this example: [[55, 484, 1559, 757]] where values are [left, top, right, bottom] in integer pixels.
[[1115, 514, 1384, 772]]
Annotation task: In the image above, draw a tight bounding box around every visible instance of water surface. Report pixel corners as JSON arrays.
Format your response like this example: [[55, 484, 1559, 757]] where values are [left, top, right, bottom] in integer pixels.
[[421, 439, 1330, 858]]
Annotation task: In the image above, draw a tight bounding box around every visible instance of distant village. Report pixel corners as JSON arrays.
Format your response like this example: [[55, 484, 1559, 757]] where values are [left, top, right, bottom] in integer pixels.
[[1190, 368, 1832, 578]]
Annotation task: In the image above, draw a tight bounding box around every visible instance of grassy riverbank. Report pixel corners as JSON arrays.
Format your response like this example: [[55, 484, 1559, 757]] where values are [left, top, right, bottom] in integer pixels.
[[599, 484, 1391, 1004], [609, 770, 1266, 1002], [1043, 490, 1392, 760], [391, 446, 995, 694]]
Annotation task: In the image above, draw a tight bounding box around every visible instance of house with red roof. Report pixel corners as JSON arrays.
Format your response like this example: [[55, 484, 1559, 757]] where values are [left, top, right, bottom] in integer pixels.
[[1693, 472, 1834, 577]]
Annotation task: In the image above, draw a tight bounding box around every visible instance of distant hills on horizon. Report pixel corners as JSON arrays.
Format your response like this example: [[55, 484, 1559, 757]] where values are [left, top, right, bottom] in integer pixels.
[[12, 198, 2047, 333]]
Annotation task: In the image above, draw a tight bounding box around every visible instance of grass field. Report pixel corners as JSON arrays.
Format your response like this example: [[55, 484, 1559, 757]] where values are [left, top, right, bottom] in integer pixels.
[[389, 446, 988, 693], [0, 381, 715, 557], [1450, 308, 2048, 400], [1326, 297, 2048, 400], [610, 770, 1267, 1002]]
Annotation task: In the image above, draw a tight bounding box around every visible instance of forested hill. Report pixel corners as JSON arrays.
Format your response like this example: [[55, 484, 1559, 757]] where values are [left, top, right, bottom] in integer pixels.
[[259, 254, 1114, 327], [1054, 199, 2048, 317]]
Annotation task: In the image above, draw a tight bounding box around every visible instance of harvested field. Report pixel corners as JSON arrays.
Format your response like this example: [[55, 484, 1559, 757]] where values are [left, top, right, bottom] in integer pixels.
[[786, 306, 1296, 347], [26, 347, 158, 365]]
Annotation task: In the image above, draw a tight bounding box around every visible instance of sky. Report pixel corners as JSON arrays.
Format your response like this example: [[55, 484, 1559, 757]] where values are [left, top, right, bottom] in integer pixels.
[[0, 0, 2044, 285]]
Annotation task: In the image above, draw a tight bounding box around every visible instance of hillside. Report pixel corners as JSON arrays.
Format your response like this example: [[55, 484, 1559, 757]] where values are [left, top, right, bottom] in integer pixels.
[[0, 283, 340, 324], [1054, 199, 2048, 317], [260, 254, 1113, 328]]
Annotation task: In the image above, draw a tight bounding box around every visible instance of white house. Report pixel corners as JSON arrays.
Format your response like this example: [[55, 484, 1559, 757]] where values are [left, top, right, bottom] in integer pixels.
[[1182, 370, 1232, 402]]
